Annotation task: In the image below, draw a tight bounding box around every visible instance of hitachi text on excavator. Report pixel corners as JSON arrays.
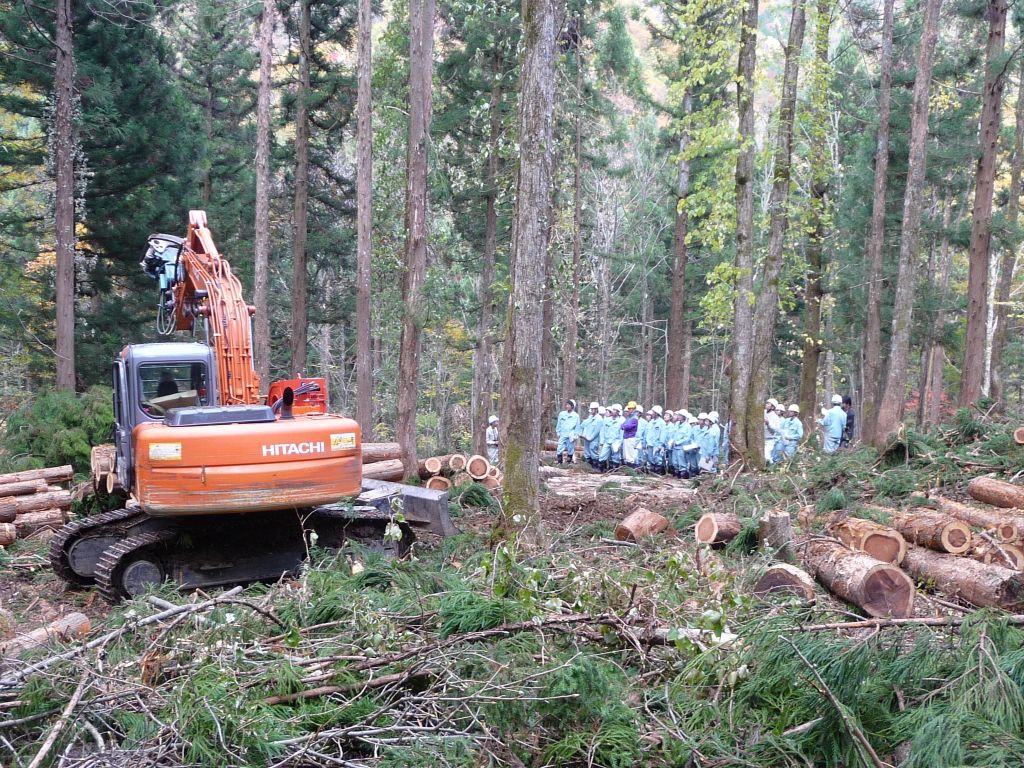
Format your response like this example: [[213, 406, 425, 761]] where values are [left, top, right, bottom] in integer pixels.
[[50, 211, 456, 601]]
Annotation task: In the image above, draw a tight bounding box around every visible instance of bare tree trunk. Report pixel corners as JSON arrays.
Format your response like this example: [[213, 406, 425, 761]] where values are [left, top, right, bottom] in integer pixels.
[[498, 0, 555, 546], [396, 0, 435, 476], [961, 0, 1008, 406], [472, 53, 502, 456], [798, 0, 831, 425], [289, 0, 311, 378], [681, 318, 692, 408], [874, 0, 943, 446], [54, 0, 75, 391], [727, 0, 759, 463], [253, 0, 275, 390], [597, 255, 611, 401], [918, 200, 953, 427], [540, 179, 556, 427], [861, 0, 895, 445], [989, 45, 1024, 404], [355, 0, 374, 436], [745, 0, 807, 469], [666, 96, 692, 408], [562, 39, 583, 403]]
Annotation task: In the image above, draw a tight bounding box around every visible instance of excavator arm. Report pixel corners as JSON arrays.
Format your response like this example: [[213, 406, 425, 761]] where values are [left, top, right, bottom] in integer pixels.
[[143, 211, 261, 406]]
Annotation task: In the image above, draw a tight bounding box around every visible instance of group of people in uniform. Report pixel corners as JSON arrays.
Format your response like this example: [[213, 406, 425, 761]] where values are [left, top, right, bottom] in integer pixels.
[[555, 400, 722, 478], [763, 393, 853, 462]]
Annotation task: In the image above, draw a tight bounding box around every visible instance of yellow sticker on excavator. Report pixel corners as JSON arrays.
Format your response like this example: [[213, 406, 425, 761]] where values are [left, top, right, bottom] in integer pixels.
[[330, 433, 356, 451], [149, 443, 182, 461]]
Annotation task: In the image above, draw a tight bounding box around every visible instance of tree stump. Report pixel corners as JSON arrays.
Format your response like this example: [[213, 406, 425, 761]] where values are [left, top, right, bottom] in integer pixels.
[[695, 513, 742, 546], [615, 507, 670, 542], [804, 540, 915, 618], [425, 476, 452, 491], [758, 510, 794, 560], [0, 523, 15, 547], [891, 509, 972, 554], [902, 544, 1024, 610], [362, 442, 402, 464], [753, 563, 816, 602], [829, 517, 907, 564], [466, 455, 491, 480], [930, 495, 1023, 542], [968, 476, 1024, 509]]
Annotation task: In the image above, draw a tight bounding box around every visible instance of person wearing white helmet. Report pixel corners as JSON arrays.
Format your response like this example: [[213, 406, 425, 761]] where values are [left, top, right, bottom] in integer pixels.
[[670, 411, 689, 478], [486, 415, 500, 465], [580, 402, 603, 467], [699, 411, 720, 474], [683, 414, 701, 477], [764, 398, 782, 463], [610, 404, 626, 467], [663, 411, 679, 475], [773, 404, 803, 462], [634, 405, 648, 470], [817, 394, 847, 454], [597, 403, 620, 470], [555, 399, 581, 464], [646, 406, 667, 473]]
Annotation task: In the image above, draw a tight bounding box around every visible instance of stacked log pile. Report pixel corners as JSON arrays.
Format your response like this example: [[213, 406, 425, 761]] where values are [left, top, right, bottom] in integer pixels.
[[415, 451, 503, 495], [0, 465, 74, 548]]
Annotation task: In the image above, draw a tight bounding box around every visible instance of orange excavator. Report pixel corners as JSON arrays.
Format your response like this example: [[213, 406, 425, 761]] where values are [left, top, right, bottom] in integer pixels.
[[51, 211, 455, 602]]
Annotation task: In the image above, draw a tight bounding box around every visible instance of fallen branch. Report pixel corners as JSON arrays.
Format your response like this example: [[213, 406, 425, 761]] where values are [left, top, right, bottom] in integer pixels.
[[796, 614, 1024, 631], [26, 671, 88, 768]]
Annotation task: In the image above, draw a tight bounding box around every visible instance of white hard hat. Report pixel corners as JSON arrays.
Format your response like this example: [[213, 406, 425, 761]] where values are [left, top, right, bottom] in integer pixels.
[[767, 398, 780, 408], [665, 410, 675, 417], [598, 406, 607, 416], [689, 415, 698, 424], [788, 404, 799, 414], [652, 405, 663, 415], [698, 412, 709, 420], [611, 403, 622, 413], [488, 415, 498, 424], [635, 404, 643, 412], [831, 394, 843, 405], [709, 411, 719, 423], [589, 401, 599, 410]]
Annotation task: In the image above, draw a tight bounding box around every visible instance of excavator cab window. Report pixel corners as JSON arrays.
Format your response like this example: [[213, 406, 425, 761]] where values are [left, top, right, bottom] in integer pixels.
[[139, 362, 209, 417]]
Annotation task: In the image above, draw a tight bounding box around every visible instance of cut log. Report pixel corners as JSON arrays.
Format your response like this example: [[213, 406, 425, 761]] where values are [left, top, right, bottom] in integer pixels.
[[0, 505, 13, 524], [450, 472, 472, 487], [0, 523, 15, 547], [929, 495, 1023, 542], [890, 509, 972, 555], [753, 563, 816, 602], [967, 541, 1024, 570], [90, 444, 116, 491], [14, 508, 65, 537], [615, 507, 670, 542], [360, 459, 405, 482], [423, 456, 444, 476], [416, 455, 454, 480], [361, 442, 402, 464], [829, 517, 907, 565], [481, 475, 501, 490], [487, 465, 500, 479], [758, 510, 794, 561], [466, 455, 491, 480], [968, 476, 1024, 509], [695, 513, 742, 545], [424, 476, 452, 491], [448, 454, 468, 472], [0, 490, 72, 518], [804, 540, 915, 618], [0, 613, 91, 658], [1014, 427, 1024, 446], [0, 466, 74, 486], [0, 480, 49, 499], [902, 544, 1024, 610]]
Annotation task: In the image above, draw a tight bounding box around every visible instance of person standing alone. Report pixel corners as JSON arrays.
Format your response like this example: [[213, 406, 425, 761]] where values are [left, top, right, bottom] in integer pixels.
[[555, 399, 581, 464]]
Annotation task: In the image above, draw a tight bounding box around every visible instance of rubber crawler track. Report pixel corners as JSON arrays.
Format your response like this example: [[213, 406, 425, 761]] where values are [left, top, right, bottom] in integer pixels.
[[49, 506, 146, 587], [95, 530, 176, 604]]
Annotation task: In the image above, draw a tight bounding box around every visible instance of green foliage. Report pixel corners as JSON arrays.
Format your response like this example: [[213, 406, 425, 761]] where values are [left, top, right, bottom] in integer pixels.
[[2, 386, 112, 474], [437, 589, 525, 638], [873, 468, 918, 500], [816, 487, 848, 513]]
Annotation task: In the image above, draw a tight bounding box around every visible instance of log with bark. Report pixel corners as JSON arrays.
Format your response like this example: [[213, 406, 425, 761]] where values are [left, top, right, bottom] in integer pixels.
[[695, 513, 742, 546], [753, 563, 816, 602], [14, 508, 66, 537], [890, 509, 972, 555], [928, 495, 1023, 542], [416, 454, 455, 480], [0, 490, 72, 520], [487, 465, 500, 479], [804, 540, 915, 618], [448, 454, 468, 472], [0, 613, 91, 658], [90, 444, 116, 491], [0, 523, 15, 547], [466, 455, 491, 480], [1014, 427, 1024, 445], [424, 476, 452, 491], [615, 507, 670, 542], [968, 476, 1024, 509], [361, 442, 402, 464], [758, 510, 794, 561], [902, 544, 1024, 610], [829, 517, 907, 564], [0, 466, 74, 486], [360, 459, 405, 482], [481, 475, 501, 491], [0, 480, 48, 499], [450, 472, 472, 487], [967, 541, 1024, 570]]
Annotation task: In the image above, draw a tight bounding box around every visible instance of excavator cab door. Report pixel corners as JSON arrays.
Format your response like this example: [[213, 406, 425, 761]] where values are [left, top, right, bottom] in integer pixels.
[[112, 360, 133, 493]]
